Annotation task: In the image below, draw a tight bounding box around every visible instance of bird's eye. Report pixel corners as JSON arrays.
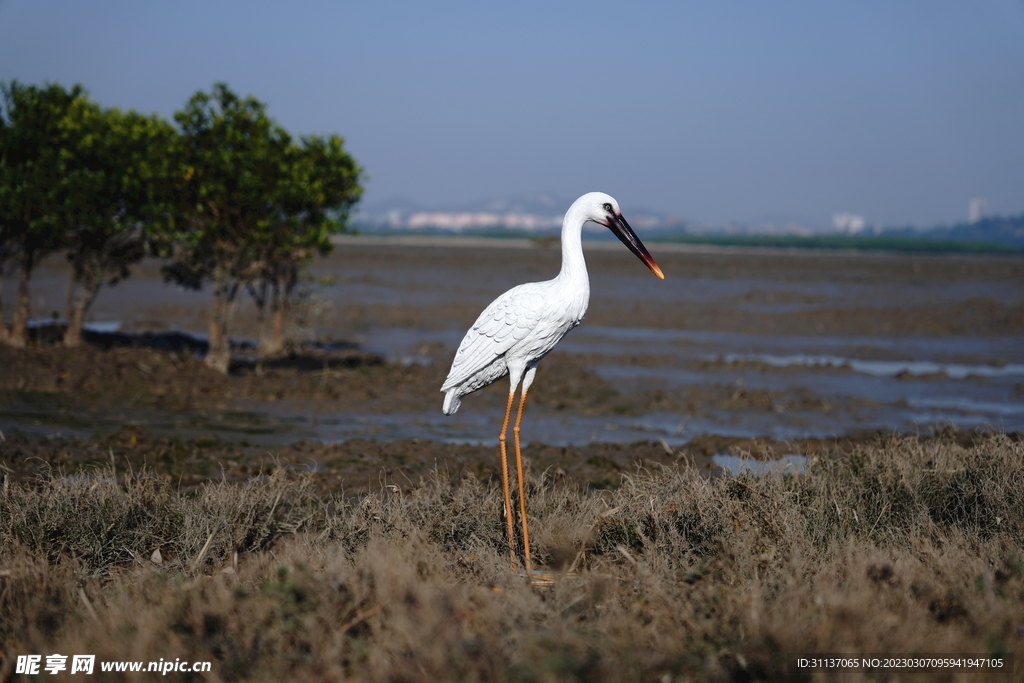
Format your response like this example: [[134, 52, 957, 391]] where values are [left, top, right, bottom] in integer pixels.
[[603, 203, 613, 213]]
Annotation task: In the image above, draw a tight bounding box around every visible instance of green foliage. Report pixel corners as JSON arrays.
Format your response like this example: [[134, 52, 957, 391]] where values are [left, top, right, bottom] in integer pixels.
[[248, 133, 363, 354], [0, 80, 87, 257], [0, 80, 193, 345], [166, 83, 364, 287], [164, 83, 294, 288], [164, 83, 363, 364], [1, 81, 95, 344], [63, 105, 182, 274], [60, 104, 184, 344], [0, 80, 361, 357]]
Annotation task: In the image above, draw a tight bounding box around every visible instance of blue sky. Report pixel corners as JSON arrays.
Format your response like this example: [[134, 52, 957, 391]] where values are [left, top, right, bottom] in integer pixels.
[[1, 0, 1022, 227]]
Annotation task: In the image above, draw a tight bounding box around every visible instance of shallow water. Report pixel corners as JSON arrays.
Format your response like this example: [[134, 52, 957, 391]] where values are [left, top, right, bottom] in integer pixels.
[[348, 324, 1024, 442], [8, 321, 1017, 448]]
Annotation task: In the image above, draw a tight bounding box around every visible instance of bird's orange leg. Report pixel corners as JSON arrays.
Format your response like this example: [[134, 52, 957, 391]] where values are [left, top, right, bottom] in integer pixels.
[[498, 390, 518, 571], [512, 387, 533, 574]]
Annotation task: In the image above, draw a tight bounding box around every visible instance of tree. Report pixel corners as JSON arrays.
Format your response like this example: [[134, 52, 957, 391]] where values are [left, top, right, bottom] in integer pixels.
[[167, 84, 293, 373], [60, 105, 182, 346], [0, 81, 89, 347], [249, 134, 363, 356]]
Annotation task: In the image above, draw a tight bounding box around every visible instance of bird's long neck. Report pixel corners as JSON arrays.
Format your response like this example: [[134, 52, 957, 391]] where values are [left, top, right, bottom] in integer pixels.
[[557, 204, 589, 286]]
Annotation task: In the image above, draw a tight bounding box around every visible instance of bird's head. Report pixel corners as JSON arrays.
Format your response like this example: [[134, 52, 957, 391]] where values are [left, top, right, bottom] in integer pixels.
[[576, 192, 665, 280]]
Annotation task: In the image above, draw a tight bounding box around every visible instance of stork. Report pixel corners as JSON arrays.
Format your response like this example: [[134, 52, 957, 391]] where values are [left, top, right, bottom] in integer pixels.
[[441, 192, 664, 572]]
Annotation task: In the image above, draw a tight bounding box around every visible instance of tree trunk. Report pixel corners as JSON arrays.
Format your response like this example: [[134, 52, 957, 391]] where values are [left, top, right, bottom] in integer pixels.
[[204, 265, 238, 374], [0, 277, 7, 343], [249, 280, 269, 352], [64, 259, 98, 348], [206, 311, 226, 373], [269, 295, 287, 354], [63, 281, 100, 347], [259, 279, 287, 358], [7, 254, 33, 348], [64, 302, 85, 347]]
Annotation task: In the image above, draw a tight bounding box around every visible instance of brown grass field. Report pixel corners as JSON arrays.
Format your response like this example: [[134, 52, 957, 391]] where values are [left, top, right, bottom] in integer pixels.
[[1, 427, 1021, 682]]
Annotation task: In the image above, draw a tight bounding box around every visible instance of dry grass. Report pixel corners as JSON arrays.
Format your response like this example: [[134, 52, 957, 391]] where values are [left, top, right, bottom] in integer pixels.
[[1, 433, 1022, 682]]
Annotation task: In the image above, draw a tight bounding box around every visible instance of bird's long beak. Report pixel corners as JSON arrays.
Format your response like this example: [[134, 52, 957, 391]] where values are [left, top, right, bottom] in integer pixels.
[[607, 214, 665, 280]]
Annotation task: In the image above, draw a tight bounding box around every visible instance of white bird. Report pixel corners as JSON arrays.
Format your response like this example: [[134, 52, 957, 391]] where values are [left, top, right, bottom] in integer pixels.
[[440, 192, 664, 572]]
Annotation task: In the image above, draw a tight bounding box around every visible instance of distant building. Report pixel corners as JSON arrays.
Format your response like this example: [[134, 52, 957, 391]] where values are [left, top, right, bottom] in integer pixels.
[[406, 211, 562, 232], [969, 198, 988, 223], [832, 212, 866, 235]]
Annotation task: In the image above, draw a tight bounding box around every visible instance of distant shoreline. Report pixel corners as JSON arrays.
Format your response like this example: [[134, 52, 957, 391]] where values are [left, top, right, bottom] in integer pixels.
[[332, 232, 1023, 259]]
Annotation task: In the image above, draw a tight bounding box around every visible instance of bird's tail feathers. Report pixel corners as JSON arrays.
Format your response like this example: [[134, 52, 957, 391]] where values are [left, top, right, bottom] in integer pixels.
[[442, 390, 462, 415]]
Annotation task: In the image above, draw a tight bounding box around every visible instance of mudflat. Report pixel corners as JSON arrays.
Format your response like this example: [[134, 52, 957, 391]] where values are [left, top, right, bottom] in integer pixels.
[[1, 239, 1022, 490]]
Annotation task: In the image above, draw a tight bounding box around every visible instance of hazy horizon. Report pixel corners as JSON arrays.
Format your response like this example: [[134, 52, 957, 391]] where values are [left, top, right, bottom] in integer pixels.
[[2, 0, 1022, 227]]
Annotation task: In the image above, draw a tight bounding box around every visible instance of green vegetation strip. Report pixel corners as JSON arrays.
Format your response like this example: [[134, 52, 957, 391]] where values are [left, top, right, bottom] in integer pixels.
[[664, 234, 1023, 254]]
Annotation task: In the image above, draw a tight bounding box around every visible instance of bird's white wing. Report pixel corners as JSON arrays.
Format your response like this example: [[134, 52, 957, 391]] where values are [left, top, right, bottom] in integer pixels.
[[441, 283, 547, 390]]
